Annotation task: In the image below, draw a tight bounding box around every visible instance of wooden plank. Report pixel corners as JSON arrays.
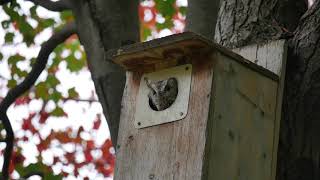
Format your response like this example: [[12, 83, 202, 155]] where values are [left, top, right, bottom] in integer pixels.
[[114, 38, 287, 180], [204, 53, 279, 180], [233, 40, 286, 76], [114, 57, 214, 180], [109, 32, 278, 81], [233, 40, 287, 179]]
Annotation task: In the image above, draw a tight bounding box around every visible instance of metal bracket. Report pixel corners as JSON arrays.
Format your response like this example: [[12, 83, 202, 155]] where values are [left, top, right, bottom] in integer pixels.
[[134, 64, 192, 129]]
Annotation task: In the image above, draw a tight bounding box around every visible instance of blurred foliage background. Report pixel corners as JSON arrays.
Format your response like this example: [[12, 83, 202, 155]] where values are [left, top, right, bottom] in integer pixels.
[[0, 0, 186, 179]]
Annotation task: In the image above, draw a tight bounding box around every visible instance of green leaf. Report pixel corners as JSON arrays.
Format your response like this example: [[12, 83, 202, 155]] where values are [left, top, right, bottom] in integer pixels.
[[35, 82, 49, 100], [7, 79, 17, 88], [47, 75, 60, 88], [68, 87, 79, 98], [179, 6, 187, 16], [60, 11, 73, 21], [0, 52, 3, 61], [16, 162, 49, 177], [50, 91, 62, 103], [155, 0, 176, 18], [40, 18, 55, 28], [156, 19, 174, 30], [29, 6, 38, 19], [3, 5, 20, 21], [66, 55, 85, 72], [1, 20, 11, 29], [142, 27, 152, 41], [16, 68, 28, 78], [44, 173, 63, 180], [8, 54, 24, 64], [5, 32, 14, 43], [51, 106, 65, 117]]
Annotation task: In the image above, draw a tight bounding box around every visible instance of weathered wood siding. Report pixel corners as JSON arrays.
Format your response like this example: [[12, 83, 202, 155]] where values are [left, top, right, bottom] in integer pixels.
[[114, 57, 214, 180], [233, 40, 287, 180], [113, 36, 286, 180], [204, 52, 279, 180]]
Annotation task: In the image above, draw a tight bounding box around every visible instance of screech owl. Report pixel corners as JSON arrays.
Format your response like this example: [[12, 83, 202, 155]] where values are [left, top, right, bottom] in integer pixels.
[[144, 77, 178, 111]]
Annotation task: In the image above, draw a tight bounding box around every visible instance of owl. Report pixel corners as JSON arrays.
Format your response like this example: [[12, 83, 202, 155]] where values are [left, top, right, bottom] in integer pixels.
[[144, 77, 178, 111]]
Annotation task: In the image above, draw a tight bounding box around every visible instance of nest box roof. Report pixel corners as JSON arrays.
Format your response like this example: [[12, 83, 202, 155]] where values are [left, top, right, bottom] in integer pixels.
[[109, 32, 278, 81]]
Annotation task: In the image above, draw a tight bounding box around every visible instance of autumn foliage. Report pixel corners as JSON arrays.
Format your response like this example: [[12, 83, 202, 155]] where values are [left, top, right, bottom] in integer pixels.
[[0, 0, 186, 179]]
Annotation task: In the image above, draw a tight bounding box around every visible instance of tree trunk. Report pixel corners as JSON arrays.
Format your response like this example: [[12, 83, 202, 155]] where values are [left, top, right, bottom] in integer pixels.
[[213, 0, 320, 179], [185, 0, 220, 38], [69, 0, 139, 145]]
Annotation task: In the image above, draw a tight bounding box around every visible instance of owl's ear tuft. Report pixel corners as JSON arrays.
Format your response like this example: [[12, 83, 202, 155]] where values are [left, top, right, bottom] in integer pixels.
[[167, 77, 178, 86], [144, 77, 153, 89]]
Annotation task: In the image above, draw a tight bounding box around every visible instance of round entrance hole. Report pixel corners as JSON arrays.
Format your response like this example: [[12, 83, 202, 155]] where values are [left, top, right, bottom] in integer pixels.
[[146, 77, 178, 111]]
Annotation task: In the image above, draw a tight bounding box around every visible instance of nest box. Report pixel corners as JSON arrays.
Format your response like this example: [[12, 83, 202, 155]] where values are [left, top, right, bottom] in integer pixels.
[[111, 32, 286, 180]]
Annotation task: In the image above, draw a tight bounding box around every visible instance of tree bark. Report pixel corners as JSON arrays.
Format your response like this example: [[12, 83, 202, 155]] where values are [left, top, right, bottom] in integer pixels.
[[69, 0, 139, 145], [185, 0, 220, 38], [278, 1, 320, 179], [215, 0, 306, 48], [215, 0, 320, 179]]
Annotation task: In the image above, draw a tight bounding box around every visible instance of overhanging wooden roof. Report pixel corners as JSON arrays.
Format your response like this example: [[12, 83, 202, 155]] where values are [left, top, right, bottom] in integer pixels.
[[109, 32, 278, 81]]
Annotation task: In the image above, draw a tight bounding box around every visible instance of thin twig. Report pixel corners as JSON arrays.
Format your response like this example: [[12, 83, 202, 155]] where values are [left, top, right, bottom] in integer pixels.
[[26, 0, 72, 12]]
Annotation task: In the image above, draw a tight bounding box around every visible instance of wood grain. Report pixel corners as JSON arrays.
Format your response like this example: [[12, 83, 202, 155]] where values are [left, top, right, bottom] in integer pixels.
[[233, 40, 287, 179], [204, 53, 279, 180], [114, 57, 214, 180], [110, 32, 278, 81], [233, 40, 286, 76], [113, 37, 287, 180]]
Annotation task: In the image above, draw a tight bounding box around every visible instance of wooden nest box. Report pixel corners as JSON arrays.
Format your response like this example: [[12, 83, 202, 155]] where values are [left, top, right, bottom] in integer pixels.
[[111, 32, 286, 180]]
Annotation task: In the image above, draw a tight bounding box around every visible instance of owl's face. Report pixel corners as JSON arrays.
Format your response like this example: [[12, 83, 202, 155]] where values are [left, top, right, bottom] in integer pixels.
[[145, 77, 178, 111]]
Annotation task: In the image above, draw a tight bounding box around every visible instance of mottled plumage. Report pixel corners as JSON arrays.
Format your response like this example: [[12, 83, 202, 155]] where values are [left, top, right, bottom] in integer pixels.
[[145, 77, 178, 111]]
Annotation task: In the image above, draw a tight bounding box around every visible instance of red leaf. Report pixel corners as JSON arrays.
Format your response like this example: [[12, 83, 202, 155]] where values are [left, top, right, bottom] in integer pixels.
[[12, 151, 25, 165], [55, 132, 71, 144], [84, 150, 93, 162], [12, 21, 18, 30], [53, 156, 59, 164], [37, 142, 48, 152], [86, 140, 95, 150], [14, 96, 30, 106], [22, 113, 36, 133], [66, 34, 78, 43], [9, 160, 14, 174], [65, 152, 75, 163], [39, 111, 49, 124], [139, 5, 157, 28], [93, 118, 101, 130], [22, 136, 28, 142], [62, 171, 68, 177], [97, 166, 114, 177]]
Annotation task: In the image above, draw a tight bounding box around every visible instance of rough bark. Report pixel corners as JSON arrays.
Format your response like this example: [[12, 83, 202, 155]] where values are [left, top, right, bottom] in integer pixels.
[[278, 1, 320, 179], [185, 0, 220, 38], [215, 0, 320, 179], [69, 0, 139, 145], [215, 0, 306, 48]]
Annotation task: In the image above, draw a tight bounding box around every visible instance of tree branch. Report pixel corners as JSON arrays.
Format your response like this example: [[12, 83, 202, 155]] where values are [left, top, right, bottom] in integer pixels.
[[0, 22, 76, 180], [62, 97, 99, 103], [26, 0, 72, 12]]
